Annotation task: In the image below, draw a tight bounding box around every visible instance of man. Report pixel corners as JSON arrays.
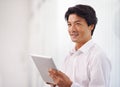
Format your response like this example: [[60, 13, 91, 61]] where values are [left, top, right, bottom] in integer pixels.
[[48, 4, 111, 87]]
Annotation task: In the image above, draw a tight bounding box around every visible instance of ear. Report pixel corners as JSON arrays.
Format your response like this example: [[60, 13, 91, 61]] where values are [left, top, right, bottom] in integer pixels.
[[89, 24, 94, 31]]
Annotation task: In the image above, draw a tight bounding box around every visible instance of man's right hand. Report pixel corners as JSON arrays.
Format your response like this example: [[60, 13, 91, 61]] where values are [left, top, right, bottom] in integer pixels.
[[48, 68, 72, 87]]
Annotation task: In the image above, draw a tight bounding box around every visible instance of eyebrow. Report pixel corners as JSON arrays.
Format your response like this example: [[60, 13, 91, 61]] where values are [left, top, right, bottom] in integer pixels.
[[67, 20, 82, 23]]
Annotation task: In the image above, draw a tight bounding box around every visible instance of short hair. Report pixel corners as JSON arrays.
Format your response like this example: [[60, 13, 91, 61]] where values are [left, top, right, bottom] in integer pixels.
[[65, 4, 98, 36]]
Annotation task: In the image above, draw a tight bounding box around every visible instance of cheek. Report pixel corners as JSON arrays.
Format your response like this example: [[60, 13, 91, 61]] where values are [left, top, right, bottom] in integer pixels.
[[68, 29, 71, 33], [78, 27, 87, 33], [77, 29, 84, 34]]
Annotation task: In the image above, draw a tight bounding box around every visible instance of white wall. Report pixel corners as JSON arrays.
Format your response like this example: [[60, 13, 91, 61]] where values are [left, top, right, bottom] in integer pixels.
[[0, 0, 30, 87], [0, 0, 58, 87]]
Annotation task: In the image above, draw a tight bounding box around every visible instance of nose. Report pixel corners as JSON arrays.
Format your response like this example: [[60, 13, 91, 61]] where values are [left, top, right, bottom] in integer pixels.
[[69, 24, 76, 32]]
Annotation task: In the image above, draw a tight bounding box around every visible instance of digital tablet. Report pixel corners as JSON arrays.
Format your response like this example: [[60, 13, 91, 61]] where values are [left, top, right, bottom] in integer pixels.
[[31, 55, 57, 83]]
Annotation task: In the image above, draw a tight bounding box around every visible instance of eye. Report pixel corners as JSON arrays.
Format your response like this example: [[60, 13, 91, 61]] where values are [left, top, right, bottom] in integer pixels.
[[67, 23, 71, 27], [76, 22, 81, 26]]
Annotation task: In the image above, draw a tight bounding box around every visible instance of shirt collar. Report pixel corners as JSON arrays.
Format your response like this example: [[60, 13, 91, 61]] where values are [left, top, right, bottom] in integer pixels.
[[69, 39, 95, 55], [78, 39, 95, 53]]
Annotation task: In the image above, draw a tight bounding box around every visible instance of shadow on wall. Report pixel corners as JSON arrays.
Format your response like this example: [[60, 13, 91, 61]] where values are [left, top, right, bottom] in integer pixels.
[[114, 3, 120, 40]]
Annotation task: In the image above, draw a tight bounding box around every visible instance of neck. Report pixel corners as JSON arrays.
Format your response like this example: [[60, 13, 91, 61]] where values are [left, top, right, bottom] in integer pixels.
[[75, 38, 91, 51]]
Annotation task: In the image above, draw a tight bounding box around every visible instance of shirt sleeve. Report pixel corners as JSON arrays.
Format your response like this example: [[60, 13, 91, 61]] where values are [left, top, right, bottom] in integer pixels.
[[71, 82, 82, 87], [89, 53, 111, 87], [71, 53, 111, 87]]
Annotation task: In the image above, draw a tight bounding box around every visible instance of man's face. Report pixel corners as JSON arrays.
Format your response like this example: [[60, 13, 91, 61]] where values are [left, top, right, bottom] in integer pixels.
[[67, 14, 93, 43]]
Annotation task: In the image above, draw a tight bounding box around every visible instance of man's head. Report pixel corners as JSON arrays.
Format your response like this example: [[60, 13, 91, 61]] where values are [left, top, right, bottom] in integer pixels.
[[65, 4, 98, 36]]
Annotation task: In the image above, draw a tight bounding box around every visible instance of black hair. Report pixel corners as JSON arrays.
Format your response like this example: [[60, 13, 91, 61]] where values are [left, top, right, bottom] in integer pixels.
[[65, 4, 98, 36]]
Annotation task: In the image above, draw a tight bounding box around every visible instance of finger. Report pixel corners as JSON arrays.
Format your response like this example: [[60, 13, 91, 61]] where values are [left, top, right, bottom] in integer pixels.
[[48, 68, 57, 74], [48, 68, 58, 78], [49, 72, 57, 79]]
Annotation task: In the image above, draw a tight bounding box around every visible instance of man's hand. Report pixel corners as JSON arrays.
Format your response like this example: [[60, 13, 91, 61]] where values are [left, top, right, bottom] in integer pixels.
[[48, 68, 72, 87]]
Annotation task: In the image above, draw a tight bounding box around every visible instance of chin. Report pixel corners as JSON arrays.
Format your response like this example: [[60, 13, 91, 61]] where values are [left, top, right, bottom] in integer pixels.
[[71, 39, 78, 42]]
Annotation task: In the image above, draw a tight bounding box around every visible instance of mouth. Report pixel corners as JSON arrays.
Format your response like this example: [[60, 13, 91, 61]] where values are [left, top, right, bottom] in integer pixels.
[[70, 33, 79, 38]]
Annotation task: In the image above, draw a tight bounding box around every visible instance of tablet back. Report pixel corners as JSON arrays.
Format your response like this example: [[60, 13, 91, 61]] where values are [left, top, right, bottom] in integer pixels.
[[31, 55, 57, 83]]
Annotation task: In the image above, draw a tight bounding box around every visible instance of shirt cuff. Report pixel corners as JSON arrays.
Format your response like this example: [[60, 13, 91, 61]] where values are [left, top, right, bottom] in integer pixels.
[[71, 82, 81, 87]]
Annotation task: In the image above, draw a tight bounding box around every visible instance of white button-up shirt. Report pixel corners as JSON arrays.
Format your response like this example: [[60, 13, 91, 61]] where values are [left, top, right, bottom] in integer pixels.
[[61, 39, 111, 87]]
